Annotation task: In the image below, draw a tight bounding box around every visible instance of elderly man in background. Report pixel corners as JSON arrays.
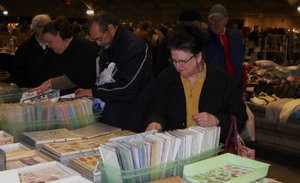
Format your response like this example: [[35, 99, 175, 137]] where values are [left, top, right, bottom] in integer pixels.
[[205, 4, 247, 100], [11, 14, 51, 88]]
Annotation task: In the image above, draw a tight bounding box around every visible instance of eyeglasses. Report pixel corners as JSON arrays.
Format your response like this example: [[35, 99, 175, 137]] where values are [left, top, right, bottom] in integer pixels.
[[92, 30, 106, 42], [168, 55, 195, 65]]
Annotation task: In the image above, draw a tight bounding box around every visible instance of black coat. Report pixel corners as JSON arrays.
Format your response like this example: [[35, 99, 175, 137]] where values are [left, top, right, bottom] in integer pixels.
[[144, 61, 247, 143], [92, 25, 155, 133], [45, 36, 98, 95], [11, 33, 50, 88]]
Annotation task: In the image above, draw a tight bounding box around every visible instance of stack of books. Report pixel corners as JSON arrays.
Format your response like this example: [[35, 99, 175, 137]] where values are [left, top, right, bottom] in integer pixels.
[[20, 128, 82, 150], [40, 130, 137, 166], [5, 150, 53, 170], [69, 153, 101, 182]]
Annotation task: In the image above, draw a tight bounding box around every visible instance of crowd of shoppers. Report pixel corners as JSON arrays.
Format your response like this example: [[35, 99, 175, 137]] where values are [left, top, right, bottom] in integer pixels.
[[9, 4, 249, 139]]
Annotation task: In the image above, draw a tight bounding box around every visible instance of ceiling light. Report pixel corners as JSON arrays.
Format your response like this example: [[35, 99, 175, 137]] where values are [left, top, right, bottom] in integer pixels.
[[3, 11, 8, 15], [86, 10, 94, 15], [298, 6, 300, 11]]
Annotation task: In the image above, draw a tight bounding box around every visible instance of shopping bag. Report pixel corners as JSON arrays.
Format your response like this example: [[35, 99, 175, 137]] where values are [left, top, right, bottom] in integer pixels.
[[221, 115, 238, 155], [222, 115, 255, 159], [237, 134, 255, 159]]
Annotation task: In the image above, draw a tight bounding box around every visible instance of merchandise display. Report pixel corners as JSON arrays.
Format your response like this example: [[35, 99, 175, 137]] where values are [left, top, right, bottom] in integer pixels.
[[16, 161, 79, 182], [246, 60, 300, 98], [99, 127, 222, 183], [0, 97, 101, 142], [0, 142, 31, 154], [20, 128, 82, 150], [183, 153, 270, 183], [70, 122, 122, 139], [69, 153, 101, 182], [41, 139, 100, 165], [5, 150, 53, 169], [0, 125, 279, 182]]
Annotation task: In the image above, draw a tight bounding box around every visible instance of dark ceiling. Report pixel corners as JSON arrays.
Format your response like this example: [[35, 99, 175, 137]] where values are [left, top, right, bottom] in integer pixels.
[[1, 0, 300, 21]]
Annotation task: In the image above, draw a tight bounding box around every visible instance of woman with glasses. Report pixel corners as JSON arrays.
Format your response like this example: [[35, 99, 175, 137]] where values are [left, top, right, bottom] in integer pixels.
[[144, 24, 247, 144]]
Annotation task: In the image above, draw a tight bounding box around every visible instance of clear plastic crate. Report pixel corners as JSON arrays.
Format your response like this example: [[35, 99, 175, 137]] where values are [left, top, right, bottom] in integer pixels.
[[99, 145, 223, 183], [0, 112, 101, 142], [100, 158, 180, 183]]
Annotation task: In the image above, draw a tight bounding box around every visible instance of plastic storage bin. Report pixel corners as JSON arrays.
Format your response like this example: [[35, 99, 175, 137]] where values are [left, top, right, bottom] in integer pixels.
[[183, 153, 270, 183], [100, 158, 180, 183], [0, 92, 23, 103], [177, 144, 223, 177], [0, 112, 100, 142], [99, 145, 223, 183]]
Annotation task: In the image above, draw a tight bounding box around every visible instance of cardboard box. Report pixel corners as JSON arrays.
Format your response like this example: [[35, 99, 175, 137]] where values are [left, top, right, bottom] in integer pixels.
[[183, 153, 270, 183]]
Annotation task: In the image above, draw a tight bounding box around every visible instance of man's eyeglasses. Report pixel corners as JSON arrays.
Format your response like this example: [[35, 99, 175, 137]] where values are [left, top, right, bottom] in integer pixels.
[[168, 55, 195, 65], [92, 30, 106, 42]]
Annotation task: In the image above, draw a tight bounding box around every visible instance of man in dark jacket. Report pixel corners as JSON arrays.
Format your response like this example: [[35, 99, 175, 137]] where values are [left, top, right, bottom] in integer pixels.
[[11, 14, 52, 88], [75, 11, 155, 133], [205, 4, 247, 99]]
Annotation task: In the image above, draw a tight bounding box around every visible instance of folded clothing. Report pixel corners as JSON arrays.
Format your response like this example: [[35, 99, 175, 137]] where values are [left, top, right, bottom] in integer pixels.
[[279, 99, 300, 122], [257, 92, 280, 104], [250, 97, 266, 106], [266, 98, 295, 123]]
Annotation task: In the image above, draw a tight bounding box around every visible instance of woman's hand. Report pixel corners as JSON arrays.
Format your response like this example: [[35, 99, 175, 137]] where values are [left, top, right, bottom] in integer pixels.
[[192, 112, 219, 127], [75, 88, 93, 98], [145, 122, 162, 132]]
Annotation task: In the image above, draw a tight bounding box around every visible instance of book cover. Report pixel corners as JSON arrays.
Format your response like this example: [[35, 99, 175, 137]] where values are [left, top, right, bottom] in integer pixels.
[[71, 123, 121, 139], [6, 150, 53, 170], [16, 161, 79, 182], [20, 128, 82, 150]]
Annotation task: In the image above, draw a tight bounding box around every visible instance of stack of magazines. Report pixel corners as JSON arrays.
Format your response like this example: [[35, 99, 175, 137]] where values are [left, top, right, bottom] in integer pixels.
[[20, 128, 82, 150], [100, 126, 220, 171], [40, 130, 137, 166]]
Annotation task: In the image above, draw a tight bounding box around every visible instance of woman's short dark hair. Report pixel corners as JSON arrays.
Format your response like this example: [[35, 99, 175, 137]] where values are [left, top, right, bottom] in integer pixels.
[[43, 16, 72, 40], [86, 11, 121, 33], [167, 24, 207, 55]]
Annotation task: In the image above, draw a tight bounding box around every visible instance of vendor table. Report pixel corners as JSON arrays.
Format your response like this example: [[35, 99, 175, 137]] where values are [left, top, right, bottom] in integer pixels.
[[246, 102, 300, 154]]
